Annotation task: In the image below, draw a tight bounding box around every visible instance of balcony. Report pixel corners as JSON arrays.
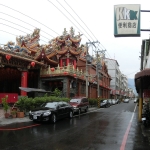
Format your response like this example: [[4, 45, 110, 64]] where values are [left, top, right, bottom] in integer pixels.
[[40, 64, 96, 83]]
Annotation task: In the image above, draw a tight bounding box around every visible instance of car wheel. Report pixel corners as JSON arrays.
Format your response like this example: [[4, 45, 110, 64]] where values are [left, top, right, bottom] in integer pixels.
[[51, 114, 57, 123], [69, 111, 73, 118], [85, 107, 88, 112], [78, 109, 81, 114]]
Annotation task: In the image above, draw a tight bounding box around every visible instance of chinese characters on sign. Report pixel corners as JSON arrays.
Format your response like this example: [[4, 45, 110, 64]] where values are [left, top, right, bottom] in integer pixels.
[[118, 22, 136, 29]]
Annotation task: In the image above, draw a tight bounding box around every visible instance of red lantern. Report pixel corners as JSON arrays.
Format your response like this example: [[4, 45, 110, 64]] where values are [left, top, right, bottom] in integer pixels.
[[6, 54, 11, 61], [31, 61, 35, 67], [51, 68, 55, 71], [73, 74, 76, 77]]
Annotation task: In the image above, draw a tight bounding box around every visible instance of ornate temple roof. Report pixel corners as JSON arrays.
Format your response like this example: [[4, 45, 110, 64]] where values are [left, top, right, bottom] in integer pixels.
[[0, 27, 87, 67]]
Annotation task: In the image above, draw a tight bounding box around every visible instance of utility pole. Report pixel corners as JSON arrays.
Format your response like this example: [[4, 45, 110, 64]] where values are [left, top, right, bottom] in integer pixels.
[[85, 40, 105, 98]]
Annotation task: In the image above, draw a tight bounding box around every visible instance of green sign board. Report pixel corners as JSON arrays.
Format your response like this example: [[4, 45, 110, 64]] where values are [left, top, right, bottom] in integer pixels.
[[114, 4, 141, 37]]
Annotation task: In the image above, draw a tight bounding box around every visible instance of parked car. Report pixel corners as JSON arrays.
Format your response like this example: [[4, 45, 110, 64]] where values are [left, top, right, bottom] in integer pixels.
[[112, 99, 116, 105], [134, 98, 138, 103], [107, 99, 113, 106], [29, 101, 74, 123], [69, 97, 89, 114], [100, 99, 110, 108], [115, 99, 120, 104], [123, 99, 129, 103]]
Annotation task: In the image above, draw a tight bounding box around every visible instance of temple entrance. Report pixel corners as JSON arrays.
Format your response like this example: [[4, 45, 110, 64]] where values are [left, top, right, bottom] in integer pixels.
[[0, 67, 40, 97], [0, 67, 21, 93]]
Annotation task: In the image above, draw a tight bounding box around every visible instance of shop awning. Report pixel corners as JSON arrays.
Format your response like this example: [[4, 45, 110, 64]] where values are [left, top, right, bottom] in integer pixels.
[[19, 87, 51, 93], [135, 68, 150, 79]]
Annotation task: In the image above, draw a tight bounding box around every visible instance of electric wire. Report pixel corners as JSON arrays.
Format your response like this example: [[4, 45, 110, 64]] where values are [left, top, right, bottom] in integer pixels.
[[56, 0, 95, 42], [0, 4, 59, 35], [0, 12, 55, 38], [0, 23, 47, 43], [0, 18, 50, 40], [64, 0, 98, 41], [47, 0, 91, 41], [0, 30, 17, 37]]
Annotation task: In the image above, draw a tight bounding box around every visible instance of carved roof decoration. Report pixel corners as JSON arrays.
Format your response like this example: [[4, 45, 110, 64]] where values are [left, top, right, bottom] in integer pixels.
[[2, 28, 40, 58], [52, 27, 83, 54], [0, 27, 85, 67], [35, 48, 58, 66]]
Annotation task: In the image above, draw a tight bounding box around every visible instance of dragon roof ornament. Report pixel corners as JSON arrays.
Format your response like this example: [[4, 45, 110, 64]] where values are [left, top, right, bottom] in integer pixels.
[[3, 28, 40, 57]]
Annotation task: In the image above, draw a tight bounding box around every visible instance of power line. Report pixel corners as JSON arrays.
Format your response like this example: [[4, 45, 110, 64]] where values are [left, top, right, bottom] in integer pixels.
[[0, 23, 47, 43], [0, 12, 55, 38], [0, 18, 50, 40], [0, 4, 59, 35], [47, 0, 92, 41], [64, 0, 98, 41], [56, 0, 95, 41], [0, 30, 17, 37]]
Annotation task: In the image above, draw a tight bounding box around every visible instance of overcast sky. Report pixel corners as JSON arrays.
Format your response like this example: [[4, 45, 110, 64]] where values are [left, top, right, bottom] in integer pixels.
[[0, 0, 150, 79]]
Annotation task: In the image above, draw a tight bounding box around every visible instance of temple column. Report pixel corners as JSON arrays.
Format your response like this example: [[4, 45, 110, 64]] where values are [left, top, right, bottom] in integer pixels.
[[60, 59, 63, 67], [66, 58, 69, 66], [21, 71, 28, 96], [74, 60, 76, 69]]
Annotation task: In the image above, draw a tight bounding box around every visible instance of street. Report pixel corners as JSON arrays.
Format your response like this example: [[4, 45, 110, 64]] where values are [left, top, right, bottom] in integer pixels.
[[0, 100, 150, 150]]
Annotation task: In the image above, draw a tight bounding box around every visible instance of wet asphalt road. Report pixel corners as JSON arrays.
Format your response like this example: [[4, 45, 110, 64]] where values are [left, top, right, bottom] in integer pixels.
[[0, 100, 150, 150]]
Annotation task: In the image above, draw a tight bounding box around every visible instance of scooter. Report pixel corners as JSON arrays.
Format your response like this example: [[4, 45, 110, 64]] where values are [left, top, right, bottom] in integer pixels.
[[142, 108, 150, 127]]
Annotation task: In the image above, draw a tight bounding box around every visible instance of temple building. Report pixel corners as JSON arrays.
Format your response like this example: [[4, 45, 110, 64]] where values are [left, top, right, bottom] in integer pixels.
[[0, 27, 111, 99]]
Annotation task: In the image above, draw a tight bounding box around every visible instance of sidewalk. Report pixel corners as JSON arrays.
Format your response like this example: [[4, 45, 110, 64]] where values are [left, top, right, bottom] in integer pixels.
[[0, 107, 98, 126], [0, 107, 31, 126]]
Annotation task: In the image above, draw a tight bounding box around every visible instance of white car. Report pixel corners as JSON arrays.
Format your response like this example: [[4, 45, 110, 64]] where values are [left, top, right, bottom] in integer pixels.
[[134, 99, 138, 103], [123, 99, 129, 103]]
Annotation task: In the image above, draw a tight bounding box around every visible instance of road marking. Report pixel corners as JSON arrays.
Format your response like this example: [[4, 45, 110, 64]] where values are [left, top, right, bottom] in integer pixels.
[[0, 124, 41, 131], [120, 104, 137, 150]]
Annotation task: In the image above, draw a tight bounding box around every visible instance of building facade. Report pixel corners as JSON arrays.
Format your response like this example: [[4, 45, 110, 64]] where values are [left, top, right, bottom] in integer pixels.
[[0, 27, 111, 99], [105, 58, 134, 99]]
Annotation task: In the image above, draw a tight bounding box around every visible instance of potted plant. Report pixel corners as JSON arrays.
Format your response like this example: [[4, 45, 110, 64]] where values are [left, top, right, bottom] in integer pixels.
[[2, 95, 10, 118], [11, 110, 17, 118], [15, 97, 26, 118]]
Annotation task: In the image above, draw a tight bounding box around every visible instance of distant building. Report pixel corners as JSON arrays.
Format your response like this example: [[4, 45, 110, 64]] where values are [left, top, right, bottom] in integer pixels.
[[105, 58, 134, 99]]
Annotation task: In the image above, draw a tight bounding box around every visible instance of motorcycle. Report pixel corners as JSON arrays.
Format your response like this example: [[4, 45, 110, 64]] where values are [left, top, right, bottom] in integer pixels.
[[142, 106, 150, 127]]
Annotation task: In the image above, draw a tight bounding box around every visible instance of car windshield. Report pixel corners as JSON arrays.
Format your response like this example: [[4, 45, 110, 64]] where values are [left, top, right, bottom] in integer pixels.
[[41, 102, 58, 108], [70, 99, 81, 103]]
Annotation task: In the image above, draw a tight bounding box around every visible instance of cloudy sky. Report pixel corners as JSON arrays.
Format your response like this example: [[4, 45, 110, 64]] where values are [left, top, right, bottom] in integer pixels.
[[0, 0, 150, 79]]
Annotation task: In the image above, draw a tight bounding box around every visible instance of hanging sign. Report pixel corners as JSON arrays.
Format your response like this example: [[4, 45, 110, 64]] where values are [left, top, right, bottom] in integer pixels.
[[114, 4, 141, 37]]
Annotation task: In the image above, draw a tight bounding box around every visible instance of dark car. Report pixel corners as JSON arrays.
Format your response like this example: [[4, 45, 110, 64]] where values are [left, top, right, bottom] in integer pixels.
[[29, 101, 74, 123], [100, 99, 110, 108], [69, 97, 89, 114]]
